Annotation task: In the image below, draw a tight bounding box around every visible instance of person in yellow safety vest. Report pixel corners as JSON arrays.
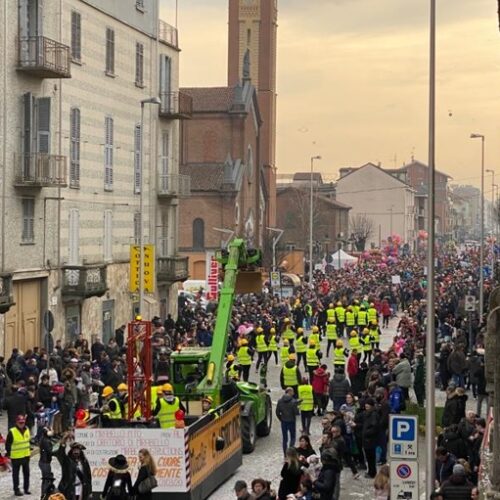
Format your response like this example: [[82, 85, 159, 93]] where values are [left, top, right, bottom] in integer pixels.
[[348, 330, 362, 360], [280, 353, 302, 396], [369, 320, 381, 349], [295, 328, 308, 370], [361, 328, 373, 363], [255, 327, 269, 371], [345, 306, 357, 330], [325, 318, 338, 357], [101, 386, 124, 426], [237, 338, 253, 382], [306, 340, 320, 380], [225, 354, 240, 381], [326, 303, 336, 323], [334, 302, 346, 338], [268, 328, 279, 365], [117, 383, 138, 420], [367, 303, 378, 323], [357, 305, 369, 329], [333, 339, 348, 368], [352, 299, 360, 316], [280, 339, 291, 365], [297, 377, 314, 435], [201, 396, 219, 419], [282, 319, 296, 342], [154, 384, 186, 429], [309, 326, 321, 350], [6, 414, 31, 496], [150, 384, 163, 410]]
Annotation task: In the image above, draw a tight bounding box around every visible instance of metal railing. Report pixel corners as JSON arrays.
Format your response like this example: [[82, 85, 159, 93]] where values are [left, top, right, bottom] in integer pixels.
[[158, 173, 191, 197], [157, 256, 189, 283], [62, 265, 107, 299], [18, 36, 71, 78], [158, 20, 178, 48], [14, 153, 67, 187], [159, 91, 193, 118]]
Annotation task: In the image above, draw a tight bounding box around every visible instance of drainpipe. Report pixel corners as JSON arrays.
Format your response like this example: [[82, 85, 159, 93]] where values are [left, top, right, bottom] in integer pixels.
[[1, 0, 8, 272]]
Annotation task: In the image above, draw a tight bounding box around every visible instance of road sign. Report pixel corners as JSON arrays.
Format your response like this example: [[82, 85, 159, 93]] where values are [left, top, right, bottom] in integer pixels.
[[389, 415, 418, 459], [465, 295, 476, 312], [43, 310, 54, 333], [129, 245, 155, 293], [390, 460, 419, 500], [270, 271, 281, 288]]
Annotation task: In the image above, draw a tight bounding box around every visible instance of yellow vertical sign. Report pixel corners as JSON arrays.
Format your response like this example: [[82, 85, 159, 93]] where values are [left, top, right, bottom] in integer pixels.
[[129, 245, 155, 293]]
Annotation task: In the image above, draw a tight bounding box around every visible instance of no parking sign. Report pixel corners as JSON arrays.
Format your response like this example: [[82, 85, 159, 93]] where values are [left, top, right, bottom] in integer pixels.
[[390, 460, 419, 499]]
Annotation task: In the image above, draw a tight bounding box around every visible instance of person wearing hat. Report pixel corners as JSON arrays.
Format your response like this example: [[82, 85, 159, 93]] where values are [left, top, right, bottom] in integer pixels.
[[348, 330, 362, 361], [39, 426, 55, 497], [367, 303, 378, 324], [309, 326, 321, 351], [153, 384, 186, 429], [325, 318, 338, 358], [268, 328, 279, 365], [280, 339, 291, 366], [102, 454, 133, 499], [295, 328, 308, 370], [225, 354, 240, 381], [332, 339, 348, 369], [439, 463, 473, 498], [101, 386, 124, 426], [282, 319, 296, 342], [361, 398, 380, 479], [369, 320, 381, 349], [254, 327, 269, 371], [297, 377, 314, 435], [360, 328, 373, 364], [5, 414, 31, 496], [334, 302, 346, 338], [237, 338, 253, 382], [56, 435, 92, 500], [345, 306, 357, 331], [306, 340, 320, 380], [280, 354, 302, 396], [356, 305, 369, 331]]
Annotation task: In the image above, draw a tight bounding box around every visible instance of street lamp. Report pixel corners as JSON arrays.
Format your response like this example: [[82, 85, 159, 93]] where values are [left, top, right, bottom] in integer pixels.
[[471, 133, 485, 320], [309, 155, 321, 285], [138, 97, 161, 317], [267, 227, 284, 271], [487, 170, 495, 273]]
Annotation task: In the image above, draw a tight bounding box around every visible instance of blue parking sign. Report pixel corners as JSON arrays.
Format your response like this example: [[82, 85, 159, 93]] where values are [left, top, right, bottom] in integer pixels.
[[389, 415, 418, 459]]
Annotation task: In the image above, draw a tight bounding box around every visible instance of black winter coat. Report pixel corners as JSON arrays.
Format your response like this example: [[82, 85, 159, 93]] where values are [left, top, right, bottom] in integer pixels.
[[361, 408, 380, 449], [440, 473, 473, 499], [442, 393, 464, 427], [103, 469, 133, 500], [55, 446, 92, 500], [133, 465, 155, 500], [313, 463, 339, 500], [278, 462, 302, 500]]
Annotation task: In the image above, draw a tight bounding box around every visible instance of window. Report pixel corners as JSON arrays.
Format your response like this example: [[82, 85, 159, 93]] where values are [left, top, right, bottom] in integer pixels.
[[105, 28, 115, 75], [159, 54, 171, 108], [192, 218, 205, 250], [135, 42, 144, 87], [103, 210, 113, 262], [68, 208, 80, 265], [71, 11, 81, 62], [160, 130, 169, 190], [21, 198, 35, 243], [104, 116, 113, 191], [133, 212, 141, 245], [36, 97, 51, 153], [134, 124, 141, 194], [70, 108, 80, 188], [247, 28, 251, 46]]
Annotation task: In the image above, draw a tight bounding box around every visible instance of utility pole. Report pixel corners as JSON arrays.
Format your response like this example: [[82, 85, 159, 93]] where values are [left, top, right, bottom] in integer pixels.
[[309, 155, 321, 285]]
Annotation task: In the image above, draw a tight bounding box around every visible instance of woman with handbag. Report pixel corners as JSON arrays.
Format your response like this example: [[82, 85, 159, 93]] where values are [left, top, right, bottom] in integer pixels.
[[133, 449, 158, 500], [102, 454, 133, 500]]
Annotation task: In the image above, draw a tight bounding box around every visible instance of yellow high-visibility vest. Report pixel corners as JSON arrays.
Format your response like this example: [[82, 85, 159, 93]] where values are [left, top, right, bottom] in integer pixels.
[[335, 306, 346, 323], [326, 308, 336, 322], [157, 397, 180, 429], [283, 328, 296, 341], [282, 365, 299, 387], [269, 335, 278, 352], [357, 311, 368, 326], [326, 324, 338, 340], [333, 348, 346, 365], [370, 328, 380, 343], [306, 348, 319, 367], [345, 311, 356, 326], [237, 346, 252, 365], [103, 397, 122, 419], [9, 427, 31, 460], [298, 384, 314, 411], [349, 336, 361, 351], [362, 335, 372, 352], [309, 333, 320, 349], [256, 334, 268, 353], [368, 307, 378, 322], [295, 336, 307, 353], [280, 346, 290, 363]]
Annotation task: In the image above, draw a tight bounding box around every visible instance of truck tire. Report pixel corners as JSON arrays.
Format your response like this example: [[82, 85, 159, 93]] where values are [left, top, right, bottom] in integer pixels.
[[241, 413, 256, 453], [256, 394, 272, 437]]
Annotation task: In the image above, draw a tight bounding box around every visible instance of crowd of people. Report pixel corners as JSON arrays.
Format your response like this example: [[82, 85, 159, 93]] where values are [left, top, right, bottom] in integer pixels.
[[0, 245, 491, 499]]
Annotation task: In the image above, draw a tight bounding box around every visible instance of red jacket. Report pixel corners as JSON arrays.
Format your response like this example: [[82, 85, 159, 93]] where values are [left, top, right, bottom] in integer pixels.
[[312, 367, 329, 394], [347, 355, 359, 378]]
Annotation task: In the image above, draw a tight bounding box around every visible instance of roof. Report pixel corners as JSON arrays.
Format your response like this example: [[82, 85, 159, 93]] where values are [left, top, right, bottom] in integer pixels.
[[181, 87, 236, 112], [293, 172, 323, 182], [180, 164, 224, 191], [277, 185, 351, 210], [337, 162, 414, 189], [387, 160, 452, 180]]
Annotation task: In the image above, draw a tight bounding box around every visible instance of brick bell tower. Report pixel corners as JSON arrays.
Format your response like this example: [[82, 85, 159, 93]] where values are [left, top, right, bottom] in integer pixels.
[[228, 0, 278, 227]]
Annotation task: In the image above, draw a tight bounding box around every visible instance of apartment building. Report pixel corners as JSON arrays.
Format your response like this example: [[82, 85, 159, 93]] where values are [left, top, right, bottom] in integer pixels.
[[0, 0, 189, 353]]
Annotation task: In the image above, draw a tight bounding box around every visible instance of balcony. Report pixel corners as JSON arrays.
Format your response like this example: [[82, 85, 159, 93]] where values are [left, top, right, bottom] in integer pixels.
[[14, 153, 67, 188], [158, 174, 191, 199], [0, 274, 15, 314], [61, 265, 107, 302], [157, 256, 189, 284], [159, 91, 193, 119], [18, 36, 71, 78], [159, 20, 178, 48]]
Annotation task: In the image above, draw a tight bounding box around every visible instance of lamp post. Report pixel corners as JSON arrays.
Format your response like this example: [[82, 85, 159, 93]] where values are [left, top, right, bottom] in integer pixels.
[[309, 155, 321, 285], [487, 169, 495, 273], [267, 227, 284, 271], [139, 97, 161, 316], [425, 1, 437, 496], [471, 133, 485, 320]]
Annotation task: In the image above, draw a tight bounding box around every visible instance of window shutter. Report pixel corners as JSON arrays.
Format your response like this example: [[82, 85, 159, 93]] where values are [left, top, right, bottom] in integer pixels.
[[135, 43, 144, 86], [36, 97, 51, 154], [69, 208, 80, 265], [159, 55, 171, 109], [22, 199, 35, 243], [106, 28, 115, 74], [160, 131, 169, 191], [104, 210, 113, 261], [70, 108, 81, 187], [71, 11, 81, 61], [134, 124, 142, 194], [133, 212, 141, 245], [22, 93, 34, 179], [104, 116, 113, 190]]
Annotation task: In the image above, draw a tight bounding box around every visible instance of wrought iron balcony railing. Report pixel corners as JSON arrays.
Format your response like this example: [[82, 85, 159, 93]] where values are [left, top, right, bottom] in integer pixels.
[[14, 153, 67, 188], [18, 36, 71, 78], [159, 91, 193, 119]]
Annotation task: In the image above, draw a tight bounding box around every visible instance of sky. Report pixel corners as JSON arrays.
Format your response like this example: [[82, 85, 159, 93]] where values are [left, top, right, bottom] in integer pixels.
[[161, 0, 500, 189]]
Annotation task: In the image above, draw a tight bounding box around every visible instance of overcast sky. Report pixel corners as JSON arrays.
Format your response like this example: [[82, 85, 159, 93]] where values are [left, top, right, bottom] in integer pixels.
[[161, 0, 500, 189]]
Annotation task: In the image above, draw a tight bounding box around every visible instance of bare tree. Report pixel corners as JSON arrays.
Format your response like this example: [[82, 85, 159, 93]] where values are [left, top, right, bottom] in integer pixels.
[[350, 214, 374, 251]]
